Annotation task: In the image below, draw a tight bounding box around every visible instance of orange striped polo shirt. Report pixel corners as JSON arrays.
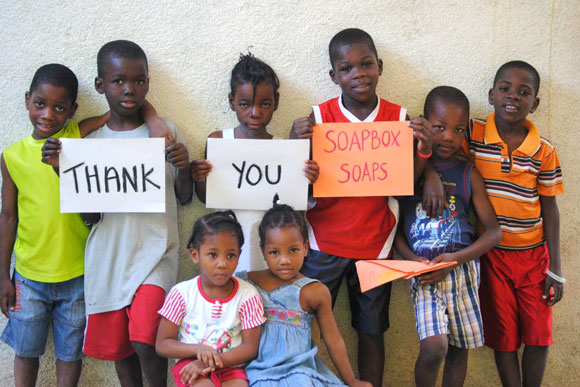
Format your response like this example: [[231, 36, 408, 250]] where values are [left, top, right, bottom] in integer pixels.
[[462, 113, 564, 250]]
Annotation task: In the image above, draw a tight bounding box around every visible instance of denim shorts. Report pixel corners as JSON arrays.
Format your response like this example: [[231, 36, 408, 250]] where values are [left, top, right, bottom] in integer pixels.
[[300, 249, 392, 335], [1, 271, 85, 361]]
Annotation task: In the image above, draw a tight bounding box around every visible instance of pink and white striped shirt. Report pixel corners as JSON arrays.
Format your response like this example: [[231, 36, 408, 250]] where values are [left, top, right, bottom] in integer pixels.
[[158, 276, 265, 352]]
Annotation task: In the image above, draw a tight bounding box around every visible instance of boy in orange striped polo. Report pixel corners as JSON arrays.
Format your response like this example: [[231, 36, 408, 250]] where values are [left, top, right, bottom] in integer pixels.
[[462, 61, 564, 387]]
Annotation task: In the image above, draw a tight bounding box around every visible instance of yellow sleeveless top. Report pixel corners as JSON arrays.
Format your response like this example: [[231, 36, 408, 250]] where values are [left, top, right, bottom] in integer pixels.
[[3, 121, 88, 282]]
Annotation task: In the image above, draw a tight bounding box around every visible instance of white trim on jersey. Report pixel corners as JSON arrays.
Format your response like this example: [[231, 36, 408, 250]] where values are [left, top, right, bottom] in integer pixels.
[[399, 107, 407, 121], [376, 196, 400, 258], [337, 92, 381, 122], [312, 105, 323, 125]]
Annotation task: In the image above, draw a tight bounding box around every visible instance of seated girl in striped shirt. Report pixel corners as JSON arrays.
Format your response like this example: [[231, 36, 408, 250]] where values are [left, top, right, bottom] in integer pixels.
[[156, 211, 265, 387]]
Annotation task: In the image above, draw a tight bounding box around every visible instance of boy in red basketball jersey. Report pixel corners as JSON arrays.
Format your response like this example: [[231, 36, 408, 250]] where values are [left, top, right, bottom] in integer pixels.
[[290, 28, 433, 387]]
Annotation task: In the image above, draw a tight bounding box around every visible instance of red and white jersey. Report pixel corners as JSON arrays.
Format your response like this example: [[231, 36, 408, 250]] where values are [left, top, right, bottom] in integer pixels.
[[158, 276, 265, 352], [307, 95, 406, 259]]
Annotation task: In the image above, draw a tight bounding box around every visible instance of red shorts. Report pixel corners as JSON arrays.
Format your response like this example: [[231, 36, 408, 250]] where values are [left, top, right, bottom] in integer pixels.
[[83, 284, 166, 360], [479, 244, 552, 351], [171, 358, 248, 387]]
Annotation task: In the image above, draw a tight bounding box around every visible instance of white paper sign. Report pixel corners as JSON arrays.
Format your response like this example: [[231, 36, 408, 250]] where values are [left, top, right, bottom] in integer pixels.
[[206, 138, 310, 211], [59, 138, 166, 213]]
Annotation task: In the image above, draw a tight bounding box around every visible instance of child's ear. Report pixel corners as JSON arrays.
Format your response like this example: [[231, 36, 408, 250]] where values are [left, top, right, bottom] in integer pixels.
[[25, 91, 31, 109], [488, 88, 494, 105], [329, 69, 338, 85], [273, 91, 280, 111], [190, 248, 200, 264], [530, 97, 540, 114], [95, 77, 105, 94], [228, 93, 235, 111], [68, 102, 78, 118], [377, 58, 383, 76]]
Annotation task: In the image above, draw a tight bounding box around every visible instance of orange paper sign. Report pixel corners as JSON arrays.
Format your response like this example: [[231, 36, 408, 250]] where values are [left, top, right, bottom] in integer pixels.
[[355, 260, 457, 293], [312, 121, 414, 197]]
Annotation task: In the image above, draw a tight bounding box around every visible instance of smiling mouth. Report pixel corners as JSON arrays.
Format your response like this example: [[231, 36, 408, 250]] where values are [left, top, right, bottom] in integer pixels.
[[37, 123, 55, 130], [504, 104, 519, 112]]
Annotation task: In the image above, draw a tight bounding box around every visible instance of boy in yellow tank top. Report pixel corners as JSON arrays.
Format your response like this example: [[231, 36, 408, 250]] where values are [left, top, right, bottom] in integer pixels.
[[0, 64, 109, 386]]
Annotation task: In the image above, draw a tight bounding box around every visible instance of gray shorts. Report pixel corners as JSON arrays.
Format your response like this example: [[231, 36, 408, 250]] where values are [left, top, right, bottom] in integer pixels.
[[300, 249, 391, 335]]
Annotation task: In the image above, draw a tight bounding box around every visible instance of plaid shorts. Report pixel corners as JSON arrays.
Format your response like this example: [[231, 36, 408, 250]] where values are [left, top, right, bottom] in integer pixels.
[[411, 259, 484, 349]]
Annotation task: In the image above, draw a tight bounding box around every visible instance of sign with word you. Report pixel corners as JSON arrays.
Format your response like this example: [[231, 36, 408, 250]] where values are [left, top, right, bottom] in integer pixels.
[[59, 138, 166, 213], [312, 121, 413, 197], [205, 138, 309, 211]]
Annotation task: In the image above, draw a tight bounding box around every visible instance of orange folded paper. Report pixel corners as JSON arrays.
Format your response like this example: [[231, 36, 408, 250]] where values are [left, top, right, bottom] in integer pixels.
[[355, 260, 457, 293]]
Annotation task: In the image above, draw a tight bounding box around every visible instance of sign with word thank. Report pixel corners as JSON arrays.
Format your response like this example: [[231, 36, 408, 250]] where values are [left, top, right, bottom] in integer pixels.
[[312, 121, 413, 197], [59, 138, 166, 213], [205, 138, 310, 210]]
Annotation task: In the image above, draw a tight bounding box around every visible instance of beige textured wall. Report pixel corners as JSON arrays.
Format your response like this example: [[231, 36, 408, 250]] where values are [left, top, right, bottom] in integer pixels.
[[1, 1, 578, 386]]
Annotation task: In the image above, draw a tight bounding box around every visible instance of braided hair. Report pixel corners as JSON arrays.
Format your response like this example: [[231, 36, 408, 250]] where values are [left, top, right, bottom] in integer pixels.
[[258, 195, 308, 249], [230, 52, 280, 98], [187, 210, 244, 250]]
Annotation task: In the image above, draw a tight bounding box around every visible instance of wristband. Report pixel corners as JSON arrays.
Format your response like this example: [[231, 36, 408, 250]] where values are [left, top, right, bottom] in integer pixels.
[[546, 269, 566, 284], [417, 149, 432, 159]]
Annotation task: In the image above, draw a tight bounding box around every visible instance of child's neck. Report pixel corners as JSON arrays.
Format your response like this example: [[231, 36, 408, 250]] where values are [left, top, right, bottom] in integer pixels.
[[235, 125, 273, 140], [494, 115, 528, 155], [107, 112, 145, 132], [249, 269, 303, 292], [342, 94, 378, 121], [430, 155, 455, 165], [200, 276, 235, 300]]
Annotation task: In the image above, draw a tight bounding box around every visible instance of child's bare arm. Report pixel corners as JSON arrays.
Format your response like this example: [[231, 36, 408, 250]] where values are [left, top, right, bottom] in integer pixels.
[[216, 325, 261, 369], [155, 318, 223, 370], [394, 229, 429, 263], [192, 132, 221, 203], [302, 282, 371, 387], [540, 195, 563, 305], [79, 111, 110, 138], [168, 142, 193, 205], [142, 100, 174, 145], [0, 155, 18, 318], [409, 117, 433, 184], [419, 168, 502, 283]]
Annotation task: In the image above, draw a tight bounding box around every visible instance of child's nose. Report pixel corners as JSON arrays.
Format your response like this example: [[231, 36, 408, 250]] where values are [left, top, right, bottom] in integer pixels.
[[124, 83, 136, 95], [42, 107, 55, 120], [250, 105, 261, 118]]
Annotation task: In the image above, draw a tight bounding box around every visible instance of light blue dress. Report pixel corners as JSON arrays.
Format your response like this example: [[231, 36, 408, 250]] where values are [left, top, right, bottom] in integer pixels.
[[237, 271, 346, 387]]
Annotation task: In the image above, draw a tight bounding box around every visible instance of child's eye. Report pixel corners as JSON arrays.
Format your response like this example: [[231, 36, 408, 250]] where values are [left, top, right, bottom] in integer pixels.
[[290, 247, 299, 253], [136, 80, 145, 86], [499, 87, 509, 92], [362, 61, 373, 68], [113, 79, 123, 85], [261, 102, 272, 108], [520, 90, 530, 96], [455, 127, 466, 133], [227, 253, 237, 259], [55, 105, 65, 113], [239, 103, 249, 108], [34, 101, 44, 107], [208, 252, 217, 258], [340, 66, 352, 73], [432, 125, 445, 132], [268, 250, 278, 256]]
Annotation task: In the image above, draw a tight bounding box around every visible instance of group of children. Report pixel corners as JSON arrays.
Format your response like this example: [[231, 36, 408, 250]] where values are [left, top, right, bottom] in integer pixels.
[[0, 27, 564, 387]]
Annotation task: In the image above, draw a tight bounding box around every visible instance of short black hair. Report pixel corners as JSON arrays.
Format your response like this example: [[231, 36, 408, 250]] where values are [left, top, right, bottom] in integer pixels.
[[230, 52, 280, 96], [493, 60, 540, 95], [187, 210, 244, 250], [97, 40, 148, 78], [258, 195, 308, 249], [29, 64, 78, 104], [424, 86, 470, 120], [328, 28, 378, 68]]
